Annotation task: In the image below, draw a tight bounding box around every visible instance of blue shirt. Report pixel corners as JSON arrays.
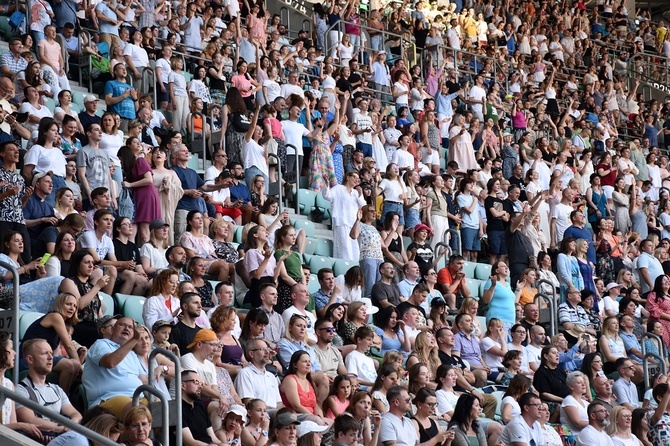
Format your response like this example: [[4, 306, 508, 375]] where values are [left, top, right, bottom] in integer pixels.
[[484, 279, 516, 325], [229, 181, 252, 204], [276, 338, 322, 372], [173, 166, 205, 211], [104, 80, 136, 119], [23, 193, 54, 239], [620, 331, 642, 364]]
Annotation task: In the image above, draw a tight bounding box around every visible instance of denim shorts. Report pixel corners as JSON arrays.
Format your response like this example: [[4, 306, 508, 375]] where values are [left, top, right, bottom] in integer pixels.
[[461, 227, 481, 251], [487, 230, 507, 255], [382, 201, 404, 225], [405, 208, 420, 230]]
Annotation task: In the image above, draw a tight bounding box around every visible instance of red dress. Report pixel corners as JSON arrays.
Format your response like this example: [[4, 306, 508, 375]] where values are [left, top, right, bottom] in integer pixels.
[[132, 157, 161, 223], [280, 375, 317, 414]]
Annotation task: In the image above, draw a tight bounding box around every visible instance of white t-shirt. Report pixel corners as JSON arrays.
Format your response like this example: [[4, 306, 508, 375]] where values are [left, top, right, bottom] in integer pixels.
[[577, 425, 614, 446], [99, 131, 124, 167], [468, 85, 486, 116], [526, 344, 542, 367], [155, 58, 172, 84], [180, 353, 217, 386], [560, 395, 589, 434], [262, 79, 281, 104], [481, 336, 504, 369], [551, 203, 573, 244], [378, 178, 406, 203], [393, 81, 409, 106], [24, 144, 67, 177], [345, 350, 378, 386], [139, 243, 168, 270], [392, 150, 414, 171], [182, 16, 204, 51], [244, 139, 268, 176], [123, 43, 149, 69], [281, 120, 309, 156], [501, 395, 520, 420], [281, 306, 316, 342], [603, 295, 620, 315], [499, 416, 543, 446], [79, 230, 115, 260], [353, 112, 373, 145]]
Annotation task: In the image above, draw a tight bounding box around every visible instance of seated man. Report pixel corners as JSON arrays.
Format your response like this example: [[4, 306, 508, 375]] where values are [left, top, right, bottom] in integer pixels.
[[282, 284, 317, 343], [313, 268, 343, 317], [180, 370, 223, 446], [82, 317, 147, 418], [16, 339, 82, 441], [234, 337, 284, 409]]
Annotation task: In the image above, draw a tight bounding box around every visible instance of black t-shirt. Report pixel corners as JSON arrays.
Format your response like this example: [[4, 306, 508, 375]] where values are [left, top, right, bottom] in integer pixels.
[[508, 176, 527, 201], [505, 228, 533, 266], [484, 196, 505, 232], [113, 238, 141, 263], [169, 322, 201, 356], [336, 77, 352, 94], [533, 365, 570, 399], [181, 399, 212, 443], [33, 226, 60, 259], [407, 242, 433, 275]]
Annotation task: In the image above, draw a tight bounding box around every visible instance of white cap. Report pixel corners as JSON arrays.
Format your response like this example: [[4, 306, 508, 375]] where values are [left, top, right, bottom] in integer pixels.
[[225, 405, 247, 423], [360, 298, 379, 315], [296, 421, 330, 438]]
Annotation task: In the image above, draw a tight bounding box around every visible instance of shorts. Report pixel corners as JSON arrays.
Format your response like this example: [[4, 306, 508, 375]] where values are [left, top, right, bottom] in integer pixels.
[[157, 82, 169, 102], [602, 185, 614, 199], [422, 146, 440, 166], [461, 227, 481, 251], [487, 230, 507, 255], [381, 201, 404, 225], [405, 208, 420, 230], [218, 206, 243, 219]]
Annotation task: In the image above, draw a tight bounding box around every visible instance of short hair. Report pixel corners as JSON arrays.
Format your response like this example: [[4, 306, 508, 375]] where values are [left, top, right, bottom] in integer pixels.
[[354, 326, 374, 342], [386, 386, 407, 405], [333, 414, 360, 437], [259, 283, 277, 295], [454, 313, 470, 328], [317, 268, 334, 281], [518, 392, 540, 414], [448, 255, 464, 265], [22, 338, 47, 359], [63, 22, 75, 30], [180, 292, 200, 309], [587, 401, 606, 417], [615, 357, 631, 370], [85, 122, 101, 134], [653, 383, 669, 403], [215, 281, 234, 295], [566, 371, 585, 388], [93, 209, 113, 221], [123, 405, 152, 427], [411, 283, 429, 295]]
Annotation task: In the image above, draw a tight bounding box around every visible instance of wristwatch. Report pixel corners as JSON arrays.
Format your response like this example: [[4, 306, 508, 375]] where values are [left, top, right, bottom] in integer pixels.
[[162, 365, 169, 375], [261, 431, 268, 437]]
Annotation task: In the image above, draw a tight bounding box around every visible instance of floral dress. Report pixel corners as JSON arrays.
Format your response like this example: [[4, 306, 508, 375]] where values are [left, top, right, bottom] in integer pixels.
[[309, 131, 337, 191], [595, 238, 615, 285], [212, 240, 240, 263], [60, 136, 82, 156]]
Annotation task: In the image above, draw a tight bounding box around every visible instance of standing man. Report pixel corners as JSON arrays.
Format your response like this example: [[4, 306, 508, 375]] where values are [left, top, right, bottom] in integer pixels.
[[104, 63, 137, 132], [467, 75, 486, 121], [576, 402, 614, 446], [351, 98, 373, 157], [369, 51, 390, 102], [77, 123, 116, 211], [499, 393, 544, 446], [637, 239, 664, 294], [78, 95, 101, 144], [563, 211, 595, 265], [550, 188, 575, 250]]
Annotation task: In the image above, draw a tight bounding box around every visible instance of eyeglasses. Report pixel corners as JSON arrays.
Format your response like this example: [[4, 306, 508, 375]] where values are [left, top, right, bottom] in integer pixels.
[[318, 327, 335, 332], [183, 379, 202, 385], [32, 384, 60, 406], [250, 347, 270, 352], [427, 272, 437, 276], [593, 409, 608, 414]]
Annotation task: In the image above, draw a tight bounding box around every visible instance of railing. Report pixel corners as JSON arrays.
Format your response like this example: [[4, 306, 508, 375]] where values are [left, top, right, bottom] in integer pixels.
[[134, 347, 183, 446], [0, 387, 118, 446], [141, 66, 157, 107], [268, 153, 283, 211], [534, 291, 556, 337], [535, 278, 557, 307], [641, 332, 667, 391]]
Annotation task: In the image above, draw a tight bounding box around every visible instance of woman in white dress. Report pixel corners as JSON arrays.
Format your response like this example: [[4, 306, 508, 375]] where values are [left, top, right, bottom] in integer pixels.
[[323, 171, 366, 260], [448, 113, 477, 172], [320, 63, 337, 115], [647, 152, 662, 202], [518, 25, 531, 55], [100, 111, 124, 191]]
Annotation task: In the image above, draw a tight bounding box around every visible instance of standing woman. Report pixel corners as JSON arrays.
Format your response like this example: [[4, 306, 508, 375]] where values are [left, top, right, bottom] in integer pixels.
[[124, 29, 150, 90], [118, 143, 161, 245], [168, 55, 189, 133], [612, 177, 631, 234], [211, 306, 247, 380], [575, 238, 596, 294], [22, 118, 66, 206], [308, 99, 339, 192], [380, 212, 408, 280], [274, 225, 305, 315], [151, 146, 184, 245], [243, 105, 269, 189], [557, 237, 584, 300], [99, 111, 124, 193], [155, 46, 173, 111], [646, 275, 670, 349], [586, 173, 609, 227], [424, 174, 449, 252], [377, 163, 407, 236], [481, 262, 516, 333], [448, 114, 478, 172], [231, 60, 259, 111], [350, 205, 385, 300], [484, 178, 509, 265], [222, 87, 250, 166], [323, 171, 366, 260]]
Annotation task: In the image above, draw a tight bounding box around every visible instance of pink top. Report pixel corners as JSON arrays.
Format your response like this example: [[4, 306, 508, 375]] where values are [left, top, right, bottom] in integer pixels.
[[232, 74, 253, 98], [326, 397, 350, 419], [264, 117, 282, 138], [39, 39, 62, 71], [512, 110, 527, 129], [281, 375, 317, 414]]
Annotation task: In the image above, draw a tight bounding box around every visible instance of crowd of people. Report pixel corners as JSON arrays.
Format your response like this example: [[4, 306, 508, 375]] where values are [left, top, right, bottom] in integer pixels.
[[3, 0, 670, 445]]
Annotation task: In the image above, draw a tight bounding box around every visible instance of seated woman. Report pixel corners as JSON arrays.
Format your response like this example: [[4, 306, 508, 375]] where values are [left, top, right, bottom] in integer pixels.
[[242, 225, 284, 308], [479, 318, 508, 383], [122, 405, 160, 446], [179, 210, 235, 282], [532, 346, 570, 421], [139, 220, 170, 278], [515, 268, 539, 307], [44, 231, 77, 278], [370, 365, 399, 414], [324, 303, 346, 348], [501, 374, 532, 424], [210, 306, 247, 380], [559, 371, 590, 435], [112, 216, 150, 296], [373, 306, 410, 357], [20, 292, 82, 394], [279, 350, 332, 426], [142, 269, 180, 330], [186, 257, 216, 312], [599, 316, 642, 378]]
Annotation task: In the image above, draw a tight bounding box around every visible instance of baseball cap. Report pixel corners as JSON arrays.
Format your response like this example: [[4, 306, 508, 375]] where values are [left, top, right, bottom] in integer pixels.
[[150, 219, 170, 231], [186, 329, 218, 349], [97, 314, 123, 330], [491, 167, 502, 174], [151, 320, 172, 332], [431, 298, 447, 308], [84, 94, 97, 103], [32, 170, 53, 187], [274, 412, 301, 429], [297, 421, 329, 438]]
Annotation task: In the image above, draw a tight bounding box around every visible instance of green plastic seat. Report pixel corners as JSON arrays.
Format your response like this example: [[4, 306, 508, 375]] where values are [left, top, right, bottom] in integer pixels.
[[333, 259, 358, 276], [313, 239, 333, 257], [294, 219, 316, 238], [72, 91, 89, 108], [294, 189, 317, 216], [462, 262, 477, 279], [19, 312, 45, 341], [233, 225, 244, 243], [309, 255, 335, 272], [123, 297, 146, 325], [114, 293, 144, 314], [304, 237, 318, 255], [465, 278, 483, 299], [314, 193, 332, 221], [98, 291, 115, 317], [307, 276, 320, 295], [474, 263, 493, 281]]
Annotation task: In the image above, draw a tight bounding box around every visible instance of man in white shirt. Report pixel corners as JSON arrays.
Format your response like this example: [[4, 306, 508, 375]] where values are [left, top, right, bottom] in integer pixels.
[[281, 101, 316, 177], [576, 402, 614, 446], [499, 393, 544, 446], [445, 19, 462, 50], [234, 337, 283, 409], [637, 239, 665, 293], [351, 98, 373, 157], [281, 284, 317, 342], [280, 72, 305, 99]]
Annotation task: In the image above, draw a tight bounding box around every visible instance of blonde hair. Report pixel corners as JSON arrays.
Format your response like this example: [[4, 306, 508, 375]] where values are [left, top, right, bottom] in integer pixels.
[[606, 405, 633, 436], [410, 331, 441, 379], [285, 314, 309, 343], [52, 292, 80, 325]]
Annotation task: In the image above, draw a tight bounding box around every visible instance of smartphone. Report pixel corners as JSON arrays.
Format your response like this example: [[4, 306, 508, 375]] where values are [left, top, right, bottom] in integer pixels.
[[38, 253, 51, 267], [11, 112, 29, 123]]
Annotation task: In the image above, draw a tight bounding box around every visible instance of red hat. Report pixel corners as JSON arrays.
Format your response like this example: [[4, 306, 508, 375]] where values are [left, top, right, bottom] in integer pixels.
[[414, 223, 433, 235]]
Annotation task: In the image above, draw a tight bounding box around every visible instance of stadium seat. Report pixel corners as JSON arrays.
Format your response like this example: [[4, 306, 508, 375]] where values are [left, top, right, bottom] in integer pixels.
[[309, 255, 335, 272], [19, 312, 44, 341], [98, 292, 115, 317], [474, 263, 493, 281], [233, 225, 244, 243], [477, 316, 487, 332], [45, 97, 57, 113], [307, 276, 320, 295], [465, 278, 482, 298], [114, 293, 143, 314], [0, 16, 12, 41], [123, 297, 146, 325], [492, 390, 505, 423], [294, 219, 315, 238], [209, 280, 220, 296], [72, 91, 89, 108], [313, 239, 333, 257], [314, 193, 332, 221], [294, 189, 317, 216], [302, 253, 312, 265], [462, 262, 477, 279], [304, 237, 318, 255], [333, 259, 358, 276]]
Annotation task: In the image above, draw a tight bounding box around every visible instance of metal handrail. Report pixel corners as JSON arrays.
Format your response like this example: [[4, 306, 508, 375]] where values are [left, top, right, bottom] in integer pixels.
[[0, 261, 19, 386], [444, 228, 460, 256], [535, 278, 557, 305], [132, 385, 169, 444], [0, 386, 118, 446], [189, 112, 207, 163], [641, 331, 666, 361], [143, 347, 182, 446], [534, 292, 556, 337], [268, 153, 283, 211], [641, 345, 667, 392], [434, 242, 453, 271]]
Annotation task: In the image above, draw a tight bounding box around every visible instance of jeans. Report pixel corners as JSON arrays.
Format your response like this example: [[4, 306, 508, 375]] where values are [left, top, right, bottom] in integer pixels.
[[370, 34, 384, 52], [360, 258, 382, 298]]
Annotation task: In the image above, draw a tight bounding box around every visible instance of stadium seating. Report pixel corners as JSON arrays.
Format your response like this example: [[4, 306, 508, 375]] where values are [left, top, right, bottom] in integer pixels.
[[19, 312, 44, 341], [98, 292, 115, 317], [333, 259, 358, 276], [465, 278, 482, 299], [294, 189, 317, 216], [123, 297, 146, 325], [462, 261, 477, 279], [474, 264, 493, 281]]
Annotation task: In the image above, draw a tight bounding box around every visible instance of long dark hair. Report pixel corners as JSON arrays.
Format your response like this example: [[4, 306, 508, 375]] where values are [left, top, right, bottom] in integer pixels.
[[502, 374, 531, 399], [652, 275, 669, 301], [0, 331, 12, 370], [240, 308, 269, 342], [324, 303, 345, 333], [631, 408, 648, 441], [36, 118, 59, 146], [225, 87, 247, 114], [68, 249, 94, 278], [579, 352, 603, 381], [370, 365, 398, 394], [447, 393, 480, 433], [376, 306, 400, 333], [118, 145, 136, 183], [287, 350, 315, 389]]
